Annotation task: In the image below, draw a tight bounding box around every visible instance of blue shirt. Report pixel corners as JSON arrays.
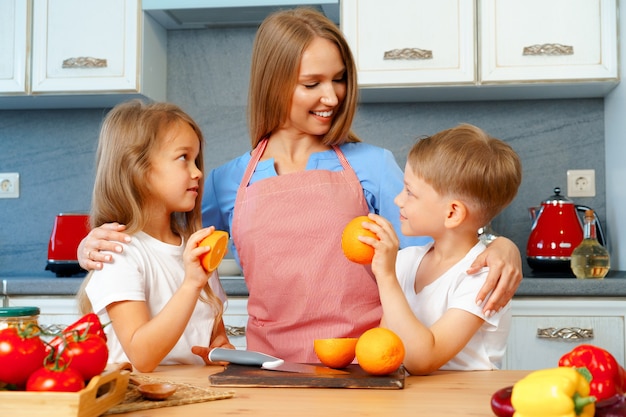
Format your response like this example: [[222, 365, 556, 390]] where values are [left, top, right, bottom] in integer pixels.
[[202, 142, 432, 262]]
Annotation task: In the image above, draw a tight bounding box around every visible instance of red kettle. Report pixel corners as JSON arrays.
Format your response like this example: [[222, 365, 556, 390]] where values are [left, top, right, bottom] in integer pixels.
[[526, 187, 605, 272]]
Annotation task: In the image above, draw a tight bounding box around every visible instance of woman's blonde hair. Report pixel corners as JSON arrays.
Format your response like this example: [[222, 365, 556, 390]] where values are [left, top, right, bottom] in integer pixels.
[[248, 7, 361, 148], [78, 100, 223, 326], [407, 123, 522, 225]]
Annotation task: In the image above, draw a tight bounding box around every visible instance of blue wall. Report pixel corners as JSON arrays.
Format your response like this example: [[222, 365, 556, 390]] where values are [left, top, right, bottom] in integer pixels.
[[0, 27, 606, 277]]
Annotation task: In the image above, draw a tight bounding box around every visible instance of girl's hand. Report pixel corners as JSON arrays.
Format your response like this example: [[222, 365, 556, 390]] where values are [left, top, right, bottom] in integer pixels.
[[77, 222, 131, 271], [360, 213, 399, 281], [183, 227, 217, 288], [468, 237, 522, 316], [191, 320, 235, 365]]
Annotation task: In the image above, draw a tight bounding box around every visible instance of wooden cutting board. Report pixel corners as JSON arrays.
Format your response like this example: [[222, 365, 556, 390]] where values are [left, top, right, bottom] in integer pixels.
[[208, 364, 405, 389]]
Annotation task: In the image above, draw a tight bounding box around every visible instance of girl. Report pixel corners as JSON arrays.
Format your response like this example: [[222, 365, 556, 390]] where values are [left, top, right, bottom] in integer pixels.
[[78, 100, 233, 372]]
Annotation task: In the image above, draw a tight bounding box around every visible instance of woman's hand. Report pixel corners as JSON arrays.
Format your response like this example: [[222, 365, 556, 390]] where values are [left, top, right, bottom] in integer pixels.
[[468, 237, 522, 316], [77, 222, 131, 271]]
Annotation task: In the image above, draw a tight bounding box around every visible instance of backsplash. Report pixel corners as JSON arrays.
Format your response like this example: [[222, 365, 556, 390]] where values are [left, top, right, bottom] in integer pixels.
[[0, 27, 606, 277]]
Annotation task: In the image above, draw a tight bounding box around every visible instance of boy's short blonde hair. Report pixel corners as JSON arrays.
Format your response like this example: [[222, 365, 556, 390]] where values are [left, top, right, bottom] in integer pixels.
[[407, 123, 522, 225]]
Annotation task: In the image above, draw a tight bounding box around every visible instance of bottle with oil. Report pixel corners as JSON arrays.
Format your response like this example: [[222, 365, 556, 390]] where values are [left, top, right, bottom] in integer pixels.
[[570, 209, 610, 279]]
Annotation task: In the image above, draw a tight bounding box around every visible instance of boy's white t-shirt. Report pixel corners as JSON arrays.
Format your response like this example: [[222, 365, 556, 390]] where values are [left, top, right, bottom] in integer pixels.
[[85, 231, 227, 365], [395, 241, 511, 370]]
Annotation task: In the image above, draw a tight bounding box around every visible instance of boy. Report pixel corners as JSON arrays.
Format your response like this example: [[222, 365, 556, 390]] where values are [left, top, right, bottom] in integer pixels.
[[362, 124, 522, 375]]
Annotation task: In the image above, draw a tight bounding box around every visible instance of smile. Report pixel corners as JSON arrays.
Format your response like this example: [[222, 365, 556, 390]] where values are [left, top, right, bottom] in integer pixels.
[[312, 110, 333, 117]]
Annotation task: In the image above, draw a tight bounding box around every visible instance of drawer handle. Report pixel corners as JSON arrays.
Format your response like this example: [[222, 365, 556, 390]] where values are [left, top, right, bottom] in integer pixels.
[[384, 48, 433, 60], [62, 56, 108, 68], [537, 327, 594, 340], [522, 43, 574, 56], [225, 325, 246, 337]]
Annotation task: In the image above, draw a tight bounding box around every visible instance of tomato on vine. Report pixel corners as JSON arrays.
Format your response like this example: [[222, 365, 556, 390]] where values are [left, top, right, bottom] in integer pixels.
[[26, 366, 85, 392], [0, 326, 47, 387], [60, 333, 108, 381]]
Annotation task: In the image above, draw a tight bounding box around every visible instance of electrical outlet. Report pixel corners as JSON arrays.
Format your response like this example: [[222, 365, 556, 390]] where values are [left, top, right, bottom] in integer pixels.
[[0, 173, 19, 198], [567, 169, 595, 197]]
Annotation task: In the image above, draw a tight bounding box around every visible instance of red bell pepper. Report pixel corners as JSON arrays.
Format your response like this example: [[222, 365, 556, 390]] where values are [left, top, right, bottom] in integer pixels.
[[559, 344, 626, 401], [46, 313, 107, 353]]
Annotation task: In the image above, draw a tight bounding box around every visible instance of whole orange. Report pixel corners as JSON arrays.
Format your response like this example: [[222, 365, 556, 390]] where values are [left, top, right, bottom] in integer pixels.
[[314, 338, 358, 369], [198, 230, 229, 272], [341, 215, 377, 264], [355, 328, 405, 375]]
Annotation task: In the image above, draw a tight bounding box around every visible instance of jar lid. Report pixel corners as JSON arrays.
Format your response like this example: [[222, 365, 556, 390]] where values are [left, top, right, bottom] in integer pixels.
[[0, 306, 40, 317]]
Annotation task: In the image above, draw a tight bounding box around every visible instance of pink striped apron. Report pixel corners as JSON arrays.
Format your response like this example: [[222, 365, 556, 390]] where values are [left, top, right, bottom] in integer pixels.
[[232, 139, 382, 363]]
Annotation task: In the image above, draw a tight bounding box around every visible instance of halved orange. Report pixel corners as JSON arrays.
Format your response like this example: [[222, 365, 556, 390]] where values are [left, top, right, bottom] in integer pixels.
[[198, 230, 229, 272], [314, 338, 358, 369], [341, 215, 377, 264]]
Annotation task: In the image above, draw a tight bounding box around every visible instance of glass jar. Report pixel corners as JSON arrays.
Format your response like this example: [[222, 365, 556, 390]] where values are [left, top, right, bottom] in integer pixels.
[[0, 306, 40, 331]]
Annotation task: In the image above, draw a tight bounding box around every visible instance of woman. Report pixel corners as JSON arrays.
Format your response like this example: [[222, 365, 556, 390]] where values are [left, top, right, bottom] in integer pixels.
[[79, 8, 522, 363]]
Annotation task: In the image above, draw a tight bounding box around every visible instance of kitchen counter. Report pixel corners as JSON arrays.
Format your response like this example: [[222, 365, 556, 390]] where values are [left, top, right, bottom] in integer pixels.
[[3, 271, 626, 298], [112, 365, 530, 417]]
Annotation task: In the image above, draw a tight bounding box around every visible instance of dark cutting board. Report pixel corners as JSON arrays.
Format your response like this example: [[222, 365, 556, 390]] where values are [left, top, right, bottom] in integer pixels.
[[208, 364, 405, 389]]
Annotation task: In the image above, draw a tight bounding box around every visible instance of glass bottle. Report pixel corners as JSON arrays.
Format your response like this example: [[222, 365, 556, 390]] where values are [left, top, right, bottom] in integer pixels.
[[570, 209, 610, 279]]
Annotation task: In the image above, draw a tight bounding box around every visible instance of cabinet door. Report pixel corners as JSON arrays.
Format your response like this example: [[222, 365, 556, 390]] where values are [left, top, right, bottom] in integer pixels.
[[31, 0, 139, 93], [480, 0, 618, 83], [8, 296, 80, 329], [0, 0, 28, 93], [503, 299, 626, 370], [223, 298, 248, 350], [341, 0, 475, 87]]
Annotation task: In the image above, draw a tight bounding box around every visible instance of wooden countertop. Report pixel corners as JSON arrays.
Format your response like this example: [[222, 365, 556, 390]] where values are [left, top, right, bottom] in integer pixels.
[[113, 365, 530, 417]]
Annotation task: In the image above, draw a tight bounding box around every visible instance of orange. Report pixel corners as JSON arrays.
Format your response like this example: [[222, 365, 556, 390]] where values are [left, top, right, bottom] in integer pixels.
[[198, 230, 229, 272], [314, 338, 358, 369], [355, 328, 405, 375], [341, 215, 377, 264]]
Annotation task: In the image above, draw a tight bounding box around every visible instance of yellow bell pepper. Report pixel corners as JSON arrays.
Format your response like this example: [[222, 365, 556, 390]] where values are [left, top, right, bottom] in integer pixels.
[[511, 367, 596, 417]]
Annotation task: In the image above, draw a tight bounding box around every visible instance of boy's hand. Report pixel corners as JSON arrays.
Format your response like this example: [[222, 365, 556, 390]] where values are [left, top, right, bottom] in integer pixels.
[[359, 213, 399, 281]]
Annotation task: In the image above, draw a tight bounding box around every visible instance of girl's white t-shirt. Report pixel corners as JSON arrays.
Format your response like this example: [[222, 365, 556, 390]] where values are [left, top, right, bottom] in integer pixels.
[[85, 231, 227, 365], [395, 242, 511, 370]]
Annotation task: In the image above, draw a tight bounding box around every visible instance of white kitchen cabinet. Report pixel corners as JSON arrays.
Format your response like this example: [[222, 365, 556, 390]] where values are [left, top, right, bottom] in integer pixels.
[[0, 0, 166, 109], [480, 0, 618, 83], [0, 0, 28, 93], [7, 296, 80, 330], [341, 0, 619, 102], [502, 298, 626, 370], [223, 297, 248, 350], [341, 0, 475, 87]]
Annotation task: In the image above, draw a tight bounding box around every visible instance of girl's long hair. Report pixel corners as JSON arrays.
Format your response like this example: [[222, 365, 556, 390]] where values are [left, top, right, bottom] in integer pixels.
[[78, 100, 223, 328], [248, 7, 361, 148]]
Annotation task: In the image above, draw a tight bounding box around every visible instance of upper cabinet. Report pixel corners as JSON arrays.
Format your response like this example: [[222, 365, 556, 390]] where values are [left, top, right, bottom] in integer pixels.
[[480, 0, 618, 83], [0, 0, 28, 94], [0, 0, 167, 109], [341, 0, 476, 87], [341, 0, 619, 102]]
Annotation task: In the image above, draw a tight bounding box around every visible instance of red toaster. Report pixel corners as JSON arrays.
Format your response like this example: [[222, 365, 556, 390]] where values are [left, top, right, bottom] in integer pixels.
[[45, 213, 91, 277]]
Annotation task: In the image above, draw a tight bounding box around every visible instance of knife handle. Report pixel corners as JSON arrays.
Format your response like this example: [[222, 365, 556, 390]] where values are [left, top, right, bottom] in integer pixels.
[[208, 348, 284, 366]]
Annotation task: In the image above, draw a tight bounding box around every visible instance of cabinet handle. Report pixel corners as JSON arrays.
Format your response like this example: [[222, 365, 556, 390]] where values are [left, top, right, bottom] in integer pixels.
[[522, 43, 574, 56], [536, 327, 593, 340], [62, 57, 108, 69], [225, 325, 246, 337], [384, 48, 433, 60]]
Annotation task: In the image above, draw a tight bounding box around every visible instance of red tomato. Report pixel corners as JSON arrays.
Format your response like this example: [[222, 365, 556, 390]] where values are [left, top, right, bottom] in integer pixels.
[[0, 327, 47, 387], [60, 334, 109, 380], [26, 366, 85, 392]]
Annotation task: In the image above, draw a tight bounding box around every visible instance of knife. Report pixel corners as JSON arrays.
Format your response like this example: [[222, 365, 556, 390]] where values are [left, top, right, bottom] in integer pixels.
[[208, 348, 349, 375]]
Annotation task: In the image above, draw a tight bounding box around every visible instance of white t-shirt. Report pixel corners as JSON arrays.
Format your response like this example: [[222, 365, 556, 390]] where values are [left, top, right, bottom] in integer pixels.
[[85, 231, 227, 365], [395, 242, 511, 370]]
